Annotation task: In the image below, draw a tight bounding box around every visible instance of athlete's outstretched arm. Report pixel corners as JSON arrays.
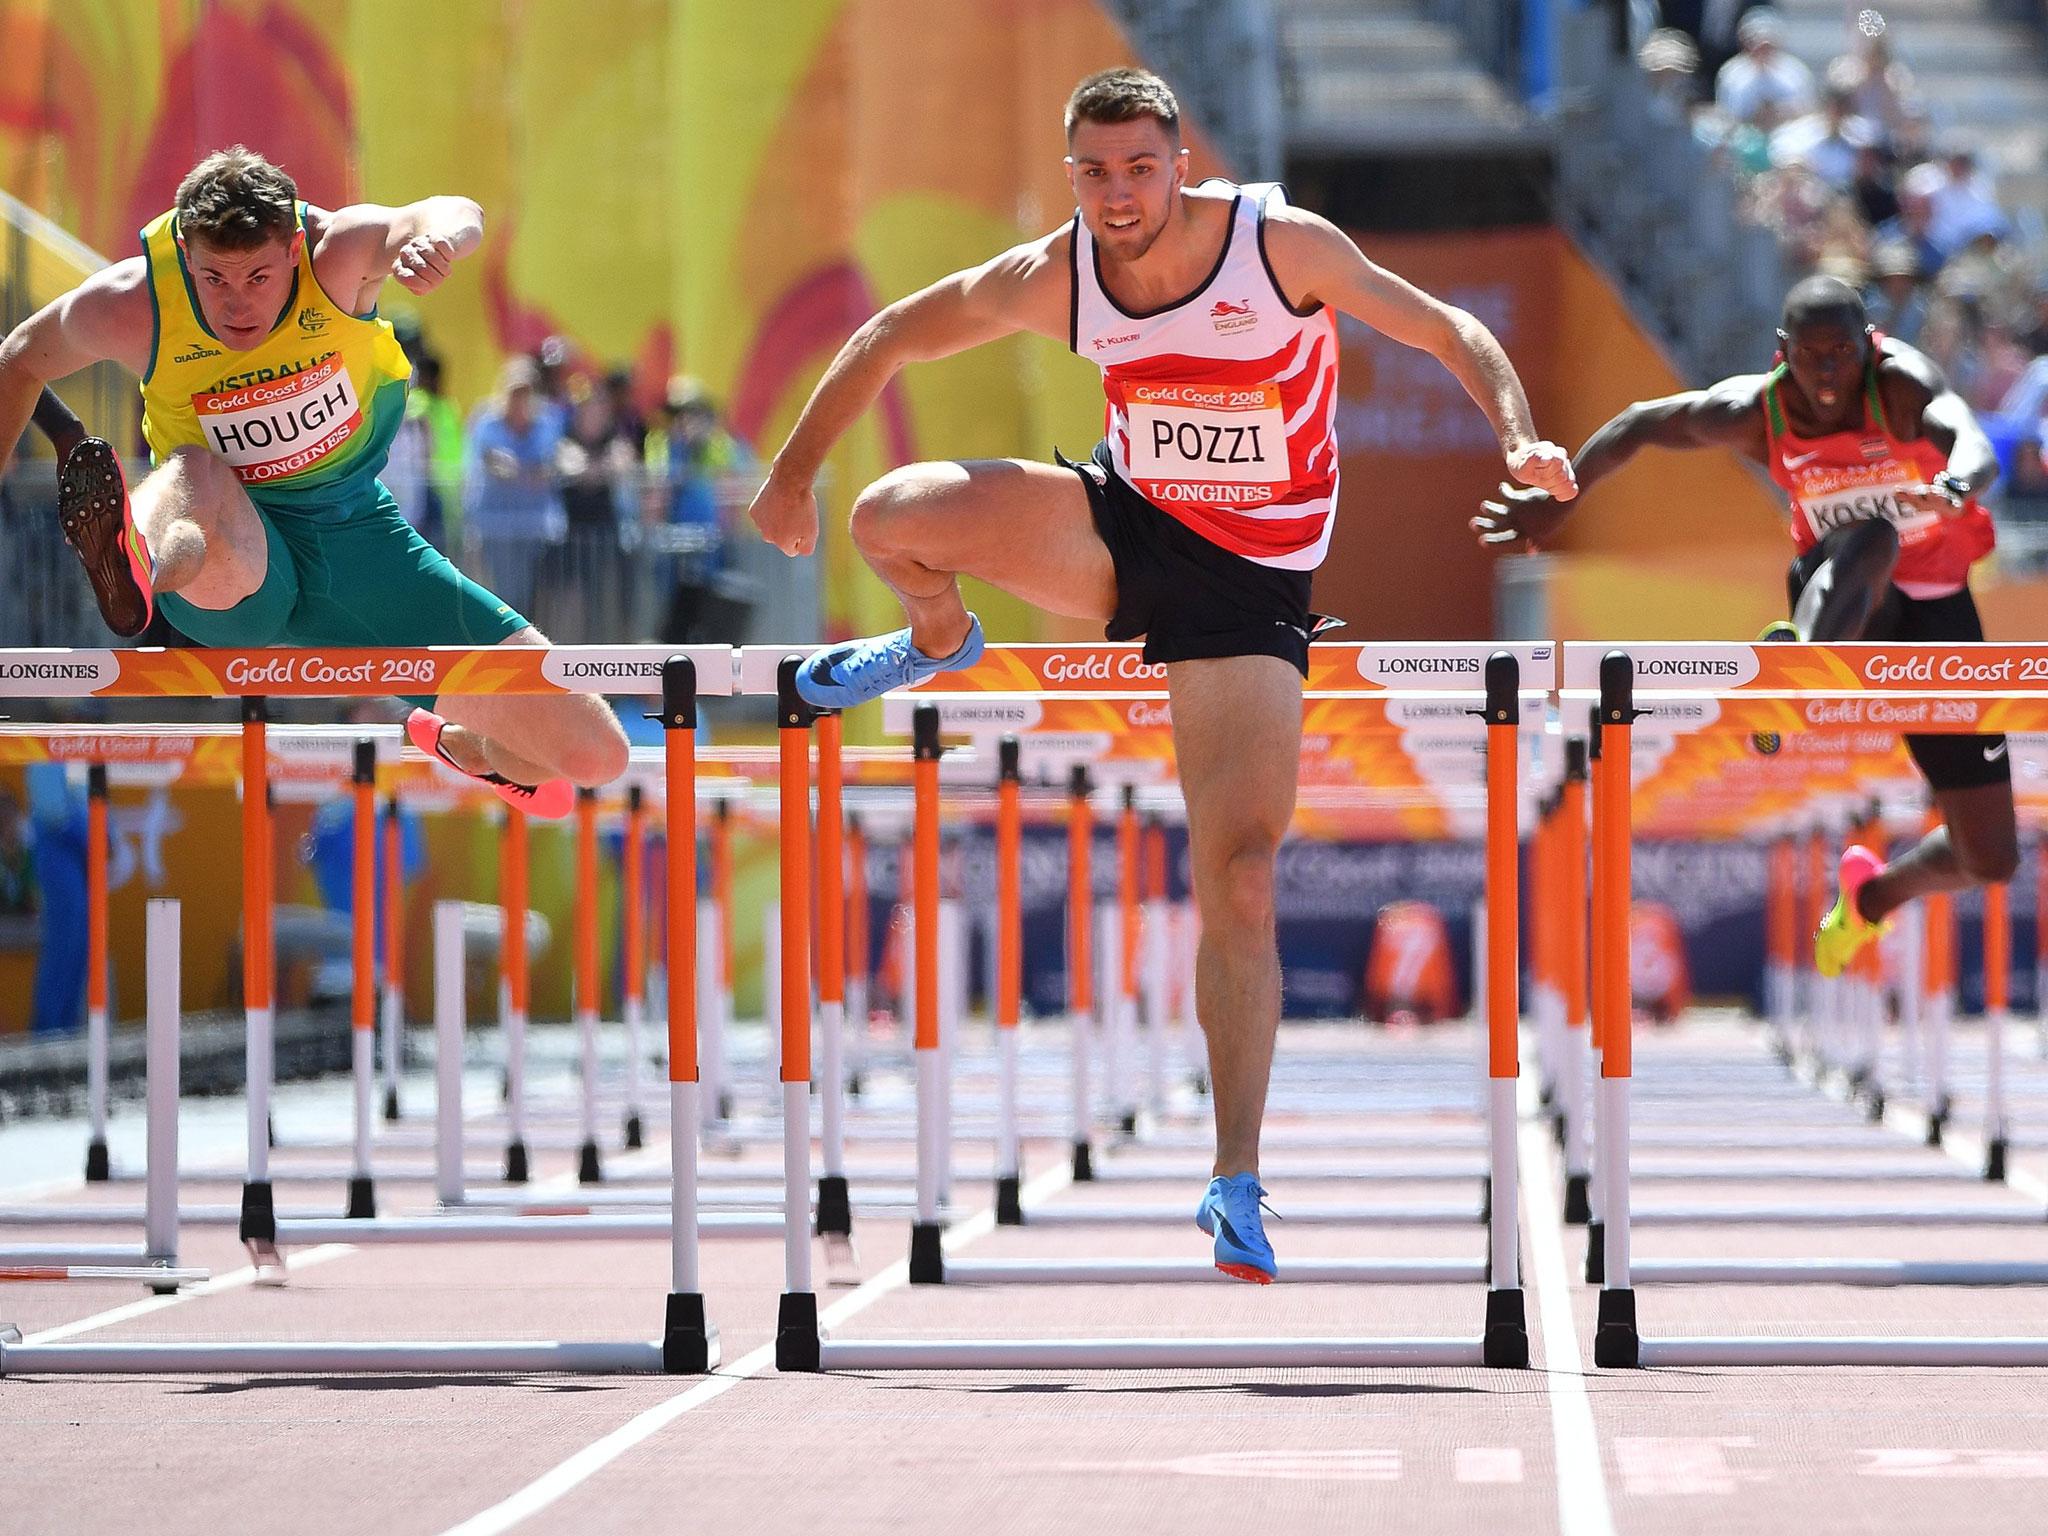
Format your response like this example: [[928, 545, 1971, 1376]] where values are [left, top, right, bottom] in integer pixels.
[[1471, 378, 1769, 550], [0, 264, 148, 479], [748, 238, 1067, 556], [1880, 343, 1999, 510], [1262, 208, 1575, 500], [319, 198, 486, 305]]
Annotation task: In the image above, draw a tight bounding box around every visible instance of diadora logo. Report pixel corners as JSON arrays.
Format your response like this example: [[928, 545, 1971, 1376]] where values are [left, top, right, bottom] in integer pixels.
[[1210, 298, 1257, 333], [296, 306, 330, 335], [174, 342, 222, 363], [1092, 332, 1141, 351]]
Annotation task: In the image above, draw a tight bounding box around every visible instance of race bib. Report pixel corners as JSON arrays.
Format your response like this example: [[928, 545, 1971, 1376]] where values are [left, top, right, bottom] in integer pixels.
[[1798, 483, 1938, 546], [192, 353, 362, 485], [1123, 381, 1288, 495]]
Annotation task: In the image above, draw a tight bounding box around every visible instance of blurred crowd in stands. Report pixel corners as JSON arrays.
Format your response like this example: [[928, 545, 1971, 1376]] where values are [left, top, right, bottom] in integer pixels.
[[1637, 4, 2048, 497], [382, 324, 762, 642]]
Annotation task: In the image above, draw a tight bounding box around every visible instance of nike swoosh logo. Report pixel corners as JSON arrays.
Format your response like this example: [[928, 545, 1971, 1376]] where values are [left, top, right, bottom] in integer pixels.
[[1985, 741, 2008, 762], [1782, 450, 1824, 469]]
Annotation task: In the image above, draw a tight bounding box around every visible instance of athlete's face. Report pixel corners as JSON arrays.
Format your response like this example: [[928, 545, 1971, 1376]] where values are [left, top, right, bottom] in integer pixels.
[[181, 231, 303, 351], [1066, 118, 1187, 262], [1780, 318, 1872, 425]]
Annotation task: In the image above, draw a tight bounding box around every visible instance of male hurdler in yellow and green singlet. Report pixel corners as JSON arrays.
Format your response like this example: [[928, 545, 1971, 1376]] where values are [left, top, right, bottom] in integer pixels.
[[0, 145, 626, 812]]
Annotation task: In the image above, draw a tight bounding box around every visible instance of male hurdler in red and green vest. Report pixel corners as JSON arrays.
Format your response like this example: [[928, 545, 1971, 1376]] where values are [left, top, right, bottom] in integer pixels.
[[0, 146, 626, 814], [1473, 274, 2017, 979]]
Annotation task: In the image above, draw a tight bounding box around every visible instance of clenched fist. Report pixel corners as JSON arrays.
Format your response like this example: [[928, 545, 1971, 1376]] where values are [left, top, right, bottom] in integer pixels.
[[748, 471, 820, 557], [392, 236, 459, 296]]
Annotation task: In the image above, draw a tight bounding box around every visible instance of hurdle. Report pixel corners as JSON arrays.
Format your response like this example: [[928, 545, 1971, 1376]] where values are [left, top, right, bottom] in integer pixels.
[[774, 646, 1532, 1368], [1579, 642, 2048, 1366], [872, 647, 1544, 1221], [0, 898, 198, 1292], [0, 647, 732, 1373]]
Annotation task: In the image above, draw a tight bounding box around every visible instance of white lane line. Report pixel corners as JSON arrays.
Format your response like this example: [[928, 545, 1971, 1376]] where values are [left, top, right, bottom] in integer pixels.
[[22, 1245, 355, 1344], [1520, 1111, 1619, 1536], [437, 1160, 1074, 1536]]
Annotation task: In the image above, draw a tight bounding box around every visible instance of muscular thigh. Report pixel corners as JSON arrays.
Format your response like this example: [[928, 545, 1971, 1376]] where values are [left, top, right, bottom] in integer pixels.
[[434, 626, 623, 771], [1166, 654, 1302, 869], [132, 449, 269, 610], [872, 459, 1117, 623]]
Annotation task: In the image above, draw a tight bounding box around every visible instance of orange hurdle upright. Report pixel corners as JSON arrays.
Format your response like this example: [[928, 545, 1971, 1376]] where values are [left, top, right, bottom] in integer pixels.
[[1590, 653, 1638, 1368], [774, 659, 820, 1371], [380, 793, 405, 1121], [815, 710, 853, 1241], [1983, 878, 2012, 1179], [1141, 812, 1170, 1116], [658, 654, 716, 1372], [348, 741, 378, 1219], [1479, 653, 1528, 1366], [501, 804, 531, 1180], [84, 764, 111, 1182], [573, 787, 604, 1184], [1110, 784, 1140, 1134], [994, 736, 1025, 1224], [238, 699, 278, 1270], [845, 812, 871, 1096], [906, 703, 944, 1283], [1559, 737, 1592, 1225], [623, 784, 649, 1150], [1067, 764, 1096, 1181]]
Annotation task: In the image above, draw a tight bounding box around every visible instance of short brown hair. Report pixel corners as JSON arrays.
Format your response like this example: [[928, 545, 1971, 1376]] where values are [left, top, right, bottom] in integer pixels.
[[175, 146, 298, 250], [1064, 68, 1181, 142]]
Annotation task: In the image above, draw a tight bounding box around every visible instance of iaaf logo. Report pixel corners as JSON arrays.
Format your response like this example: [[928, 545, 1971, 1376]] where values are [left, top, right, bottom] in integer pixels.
[[1211, 297, 1257, 333], [1041, 651, 1167, 685]]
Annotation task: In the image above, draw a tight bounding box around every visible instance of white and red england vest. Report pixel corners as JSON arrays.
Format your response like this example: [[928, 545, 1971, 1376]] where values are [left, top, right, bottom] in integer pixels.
[[1072, 181, 1341, 570]]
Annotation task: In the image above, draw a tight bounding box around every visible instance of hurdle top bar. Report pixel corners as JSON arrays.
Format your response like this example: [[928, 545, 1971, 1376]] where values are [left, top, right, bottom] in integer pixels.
[[741, 641, 1553, 699], [0, 645, 736, 699], [1560, 641, 2048, 695]]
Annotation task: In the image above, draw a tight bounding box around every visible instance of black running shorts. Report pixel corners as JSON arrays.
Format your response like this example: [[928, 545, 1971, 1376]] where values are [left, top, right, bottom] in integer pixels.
[[1059, 442, 1315, 677], [1788, 543, 2010, 793]]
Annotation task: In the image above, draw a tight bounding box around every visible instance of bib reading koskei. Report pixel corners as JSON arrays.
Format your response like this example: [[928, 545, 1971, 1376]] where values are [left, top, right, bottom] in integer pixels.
[[138, 202, 411, 515]]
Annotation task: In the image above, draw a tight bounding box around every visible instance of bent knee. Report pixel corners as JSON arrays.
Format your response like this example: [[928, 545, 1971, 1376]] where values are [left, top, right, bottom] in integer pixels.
[[559, 710, 631, 787], [1957, 835, 2020, 887], [849, 466, 944, 558]]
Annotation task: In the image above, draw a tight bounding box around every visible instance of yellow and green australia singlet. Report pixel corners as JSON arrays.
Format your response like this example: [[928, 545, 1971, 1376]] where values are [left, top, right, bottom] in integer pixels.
[[139, 201, 411, 515], [134, 200, 525, 689]]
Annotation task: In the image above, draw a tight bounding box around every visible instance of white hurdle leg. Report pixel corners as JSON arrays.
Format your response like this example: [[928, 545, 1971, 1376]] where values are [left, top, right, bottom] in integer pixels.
[[939, 899, 963, 1203], [1143, 897, 1168, 1116], [764, 900, 781, 1106], [435, 901, 465, 1209], [1897, 904, 1924, 1103], [698, 900, 727, 1125], [142, 899, 181, 1268], [1098, 903, 1131, 1132]]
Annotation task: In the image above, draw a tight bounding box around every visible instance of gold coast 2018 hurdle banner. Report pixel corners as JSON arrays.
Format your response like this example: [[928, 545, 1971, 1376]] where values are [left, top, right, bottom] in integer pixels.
[[896, 641, 1556, 698], [1561, 642, 2048, 738], [0, 646, 737, 698]]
